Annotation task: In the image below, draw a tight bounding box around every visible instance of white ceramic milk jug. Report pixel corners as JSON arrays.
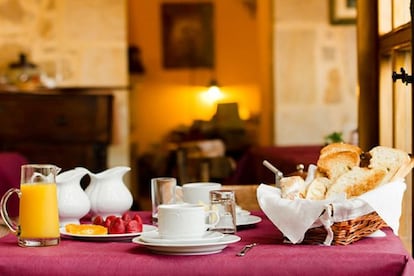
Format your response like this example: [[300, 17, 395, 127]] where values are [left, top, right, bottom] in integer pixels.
[[56, 167, 91, 226], [84, 166, 133, 218]]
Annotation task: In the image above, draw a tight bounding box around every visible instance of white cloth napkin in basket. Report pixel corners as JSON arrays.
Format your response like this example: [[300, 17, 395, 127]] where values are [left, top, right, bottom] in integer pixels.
[[257, 178, 406, 245]]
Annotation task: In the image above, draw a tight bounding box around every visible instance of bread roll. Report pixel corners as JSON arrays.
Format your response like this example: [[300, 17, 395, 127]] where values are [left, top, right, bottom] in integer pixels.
[[325, 167, 386, 199], [317, 151, 360, 181], [280, 176, 307, 200], [305, 177, 331, 200]]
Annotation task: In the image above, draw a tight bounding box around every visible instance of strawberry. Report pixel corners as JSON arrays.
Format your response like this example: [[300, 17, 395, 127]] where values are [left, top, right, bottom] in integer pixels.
[[125, 219, 141, 233], [121, 213, 131, 223], [132, 214, 142, 224], [104, 215, 117, 229], [109, 217, 126, 234], [92, 215, 104, 226], [131, 214, 143, 232]]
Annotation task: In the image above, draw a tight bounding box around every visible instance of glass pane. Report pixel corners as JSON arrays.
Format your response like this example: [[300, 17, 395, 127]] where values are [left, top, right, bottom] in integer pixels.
[[379, 57, 393, 146], [393, 0, 411, 28], [378, 0, 392, 34]]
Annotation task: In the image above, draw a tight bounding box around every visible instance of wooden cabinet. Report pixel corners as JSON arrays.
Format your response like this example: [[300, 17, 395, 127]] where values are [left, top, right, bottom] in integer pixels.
[[0, 90, 113, 172]]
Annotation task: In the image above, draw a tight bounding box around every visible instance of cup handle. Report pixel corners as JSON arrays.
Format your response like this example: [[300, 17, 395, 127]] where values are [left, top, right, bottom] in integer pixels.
[[0, 188, 21, 234], [205, 210, 220, 229]]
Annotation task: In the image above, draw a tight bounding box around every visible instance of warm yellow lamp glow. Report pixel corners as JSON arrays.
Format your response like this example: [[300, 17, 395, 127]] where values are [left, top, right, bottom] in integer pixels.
[[201, 79, 224, 104]]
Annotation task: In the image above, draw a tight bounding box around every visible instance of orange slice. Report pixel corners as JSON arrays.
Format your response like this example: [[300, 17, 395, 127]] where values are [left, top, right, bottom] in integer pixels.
[[65, 224, 108, 235]]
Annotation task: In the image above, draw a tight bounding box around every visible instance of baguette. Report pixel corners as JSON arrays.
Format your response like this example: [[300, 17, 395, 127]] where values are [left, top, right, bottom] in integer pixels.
[[317, 151, 360, 181], [368, 146, 411, 184], [325, 167, 386, 199]]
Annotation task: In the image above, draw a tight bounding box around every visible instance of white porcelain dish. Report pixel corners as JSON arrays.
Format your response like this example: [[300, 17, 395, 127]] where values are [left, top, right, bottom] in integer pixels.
[[236, 210, 251, 224], [140, 231, 224, 244], [60, 224, 157, 241], [133, 234, 241, 255], [237, 215, 262, 226]]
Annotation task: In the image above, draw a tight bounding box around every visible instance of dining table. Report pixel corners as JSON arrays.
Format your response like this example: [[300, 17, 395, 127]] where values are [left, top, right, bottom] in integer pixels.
[[0, 210, 413, 276]]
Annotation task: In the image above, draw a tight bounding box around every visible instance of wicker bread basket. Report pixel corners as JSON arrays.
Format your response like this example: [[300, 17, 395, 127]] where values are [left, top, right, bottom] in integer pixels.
[[257, 182, 405, 246], [301, 211, 387, 245]]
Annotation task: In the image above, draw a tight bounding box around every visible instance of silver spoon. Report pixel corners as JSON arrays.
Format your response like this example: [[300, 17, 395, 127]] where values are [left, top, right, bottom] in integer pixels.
[[236, 243, 257, 256]]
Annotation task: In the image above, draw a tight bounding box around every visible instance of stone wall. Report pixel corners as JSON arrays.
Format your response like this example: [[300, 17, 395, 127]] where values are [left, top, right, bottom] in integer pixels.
[[274, 0, 357, 145], [0, 0, 127, 87]]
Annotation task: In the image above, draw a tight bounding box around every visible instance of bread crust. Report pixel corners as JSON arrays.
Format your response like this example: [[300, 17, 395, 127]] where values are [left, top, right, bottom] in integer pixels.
[[320, 143, 363, 158], [325, 167, 386, 199], [368, 146, 410, 184], [317, 151, 360, 181]]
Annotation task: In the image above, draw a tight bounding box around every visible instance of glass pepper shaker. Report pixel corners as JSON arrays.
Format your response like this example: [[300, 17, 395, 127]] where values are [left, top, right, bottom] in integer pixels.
[[209, 190, 237, 234]]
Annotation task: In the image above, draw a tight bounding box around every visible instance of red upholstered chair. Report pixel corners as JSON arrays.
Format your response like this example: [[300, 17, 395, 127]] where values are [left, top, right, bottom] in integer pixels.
[[224, 145, 322, 185], [0, 153, 28, 217]]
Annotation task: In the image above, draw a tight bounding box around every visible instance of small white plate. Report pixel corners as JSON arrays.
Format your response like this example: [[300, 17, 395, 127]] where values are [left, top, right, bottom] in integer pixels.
[[237, 215, 262, 226], [133, 234, 241, 255], [60, 224, 157, 241], [140, 231, 224, 244]]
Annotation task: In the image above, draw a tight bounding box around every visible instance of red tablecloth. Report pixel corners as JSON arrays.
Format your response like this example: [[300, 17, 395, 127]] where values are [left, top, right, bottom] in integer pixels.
[[0, 211, 413, 276]]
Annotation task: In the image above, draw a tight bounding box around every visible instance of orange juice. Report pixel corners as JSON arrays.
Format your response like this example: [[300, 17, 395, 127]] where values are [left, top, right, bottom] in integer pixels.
[[19, 183, 60, 239]]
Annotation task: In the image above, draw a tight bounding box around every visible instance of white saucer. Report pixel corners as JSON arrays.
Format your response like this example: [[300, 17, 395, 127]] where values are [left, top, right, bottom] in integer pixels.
[[237, 215, 262, 226], [237, 209, 251, 216], [140, 231, 224, 244], [133, 234, 241, 255]]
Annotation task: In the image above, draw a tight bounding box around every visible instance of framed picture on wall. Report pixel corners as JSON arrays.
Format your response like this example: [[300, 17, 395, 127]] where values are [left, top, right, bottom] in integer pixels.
[[161, 3, 214, 69], [330, 0, 357, 25]]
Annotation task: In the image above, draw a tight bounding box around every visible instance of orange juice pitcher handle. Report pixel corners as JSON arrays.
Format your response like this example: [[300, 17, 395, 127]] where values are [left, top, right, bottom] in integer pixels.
[[0, 188, 21, 234]]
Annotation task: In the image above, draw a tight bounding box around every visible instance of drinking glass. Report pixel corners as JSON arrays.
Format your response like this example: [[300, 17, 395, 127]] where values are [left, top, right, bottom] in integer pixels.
[[151, 177, 177, 223]]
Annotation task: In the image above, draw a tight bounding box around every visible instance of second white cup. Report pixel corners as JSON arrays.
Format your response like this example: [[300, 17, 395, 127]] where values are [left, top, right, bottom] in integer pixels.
[[157, 204, 219, 240], [181, 182, 222, 204]]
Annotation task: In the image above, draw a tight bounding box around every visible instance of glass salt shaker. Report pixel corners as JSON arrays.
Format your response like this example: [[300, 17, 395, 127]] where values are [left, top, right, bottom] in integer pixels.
[[209, 190, 237, 234]]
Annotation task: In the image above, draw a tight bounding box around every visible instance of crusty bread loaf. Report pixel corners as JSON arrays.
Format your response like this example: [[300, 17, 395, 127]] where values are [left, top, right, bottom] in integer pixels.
[[325, 167, 387, 199], [319, 143, 363, 158], [317, 151, 360, 181], [280, 176, 307, 200], [305, 177, 331, 200], [368, 146, 411, 184], [278, 143, 411, 200]]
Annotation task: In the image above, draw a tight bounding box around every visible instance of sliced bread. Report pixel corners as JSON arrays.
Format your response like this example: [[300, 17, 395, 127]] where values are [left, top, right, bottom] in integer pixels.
[[368, 146, 411, 184], [305, 177, 331, 200], [317, 151, 361, 181], [325, 167, 387, 199]]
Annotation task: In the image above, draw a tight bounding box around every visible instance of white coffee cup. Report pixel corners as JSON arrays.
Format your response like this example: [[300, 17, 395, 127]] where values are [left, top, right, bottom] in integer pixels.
[[181, 182, 222, 204], [157, 204, 219, 240]]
